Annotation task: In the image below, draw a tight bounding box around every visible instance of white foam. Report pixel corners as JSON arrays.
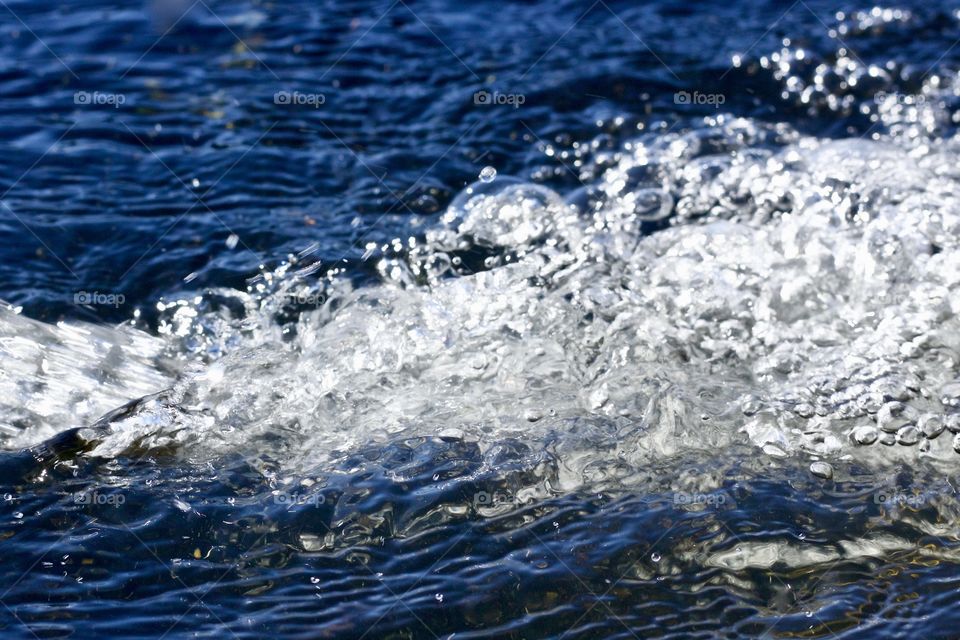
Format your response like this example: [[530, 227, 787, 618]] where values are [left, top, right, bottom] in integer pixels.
[[6, 116, 960, 483]]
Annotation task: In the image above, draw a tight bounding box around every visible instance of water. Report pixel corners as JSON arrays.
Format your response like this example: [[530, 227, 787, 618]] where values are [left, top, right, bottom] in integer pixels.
[[3, 0, 960, 637]]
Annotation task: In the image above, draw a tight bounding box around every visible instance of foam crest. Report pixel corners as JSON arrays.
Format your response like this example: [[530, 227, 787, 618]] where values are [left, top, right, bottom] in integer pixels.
[[48, 118, 960, 484]]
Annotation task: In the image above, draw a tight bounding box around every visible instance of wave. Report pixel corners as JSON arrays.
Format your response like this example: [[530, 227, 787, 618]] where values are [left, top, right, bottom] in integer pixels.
[[6, 109, 960, 491]]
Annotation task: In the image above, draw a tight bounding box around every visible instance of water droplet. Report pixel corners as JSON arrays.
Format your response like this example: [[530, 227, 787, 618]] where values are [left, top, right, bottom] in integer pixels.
[[919, 414, 944, 439], [896, 425, 920, 446], [941, 380, 960, 408], [794, 403, 815, 418], [857, 392, 884, 414], [479, 166, 497, 183], [877, 402, 914, 433], [435, 593, 443, 602], [852, 426, 878, 445], [741, 396, 762, 416], [809, 461, 833, 479], [946, 415, 960, 434], [651, 552, 661, 562]]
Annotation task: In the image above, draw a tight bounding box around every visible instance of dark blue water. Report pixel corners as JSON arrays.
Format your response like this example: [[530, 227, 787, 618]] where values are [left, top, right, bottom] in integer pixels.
[[3, 0, 960, 638], [4, 0, 956, 325]]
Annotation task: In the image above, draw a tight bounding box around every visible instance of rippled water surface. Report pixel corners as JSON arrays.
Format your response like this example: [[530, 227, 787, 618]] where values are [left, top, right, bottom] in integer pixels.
[[4, 0, 960, 638]]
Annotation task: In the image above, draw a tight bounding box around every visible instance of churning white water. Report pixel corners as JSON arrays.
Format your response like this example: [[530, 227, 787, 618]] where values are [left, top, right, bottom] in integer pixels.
[[4, 110, 960, 487]]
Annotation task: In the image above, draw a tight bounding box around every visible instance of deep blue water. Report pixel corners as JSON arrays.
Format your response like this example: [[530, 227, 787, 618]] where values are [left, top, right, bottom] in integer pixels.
[[4, 0, 956, 325], [3, 0, 960, 638]]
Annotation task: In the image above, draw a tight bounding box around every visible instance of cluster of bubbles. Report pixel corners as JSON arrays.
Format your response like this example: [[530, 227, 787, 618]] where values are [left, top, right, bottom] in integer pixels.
[[730, 7, 960, 140], [14, 112, 946, 488], [4, 17, 960, 489]]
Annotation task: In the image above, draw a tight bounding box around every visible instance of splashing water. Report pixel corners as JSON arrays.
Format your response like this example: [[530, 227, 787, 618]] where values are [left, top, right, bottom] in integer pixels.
[[4, 8, 960, 635], [8, 111, 960, 483]]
